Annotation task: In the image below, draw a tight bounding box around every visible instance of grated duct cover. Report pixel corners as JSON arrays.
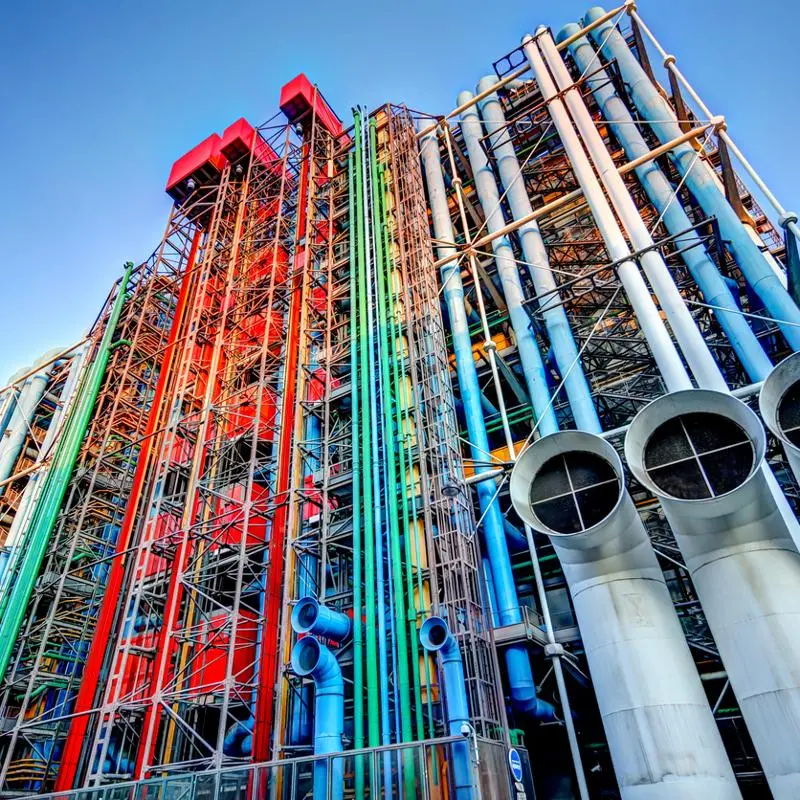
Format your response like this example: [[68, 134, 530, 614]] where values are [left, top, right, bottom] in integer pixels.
[[529, 451, 619, 533], [643, 412, 754, 500]]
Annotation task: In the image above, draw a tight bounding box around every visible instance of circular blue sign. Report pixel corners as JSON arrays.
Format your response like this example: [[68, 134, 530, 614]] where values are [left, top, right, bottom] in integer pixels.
[[508, 747, 523, 782]]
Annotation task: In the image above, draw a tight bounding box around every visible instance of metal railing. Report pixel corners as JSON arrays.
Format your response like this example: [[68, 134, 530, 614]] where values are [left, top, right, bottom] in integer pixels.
[[38, 736, 526, 800]]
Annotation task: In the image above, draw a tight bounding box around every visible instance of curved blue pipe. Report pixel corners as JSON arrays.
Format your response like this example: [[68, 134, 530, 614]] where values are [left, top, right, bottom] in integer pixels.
[[474, 80, 602, 434], [419, 617, 474, 800], [292, 597, 351, 642], [584, 6, 800, 351], [459, 92, 558, 437], [291, 636, 344, 800], [419, 127, 555, 723], [561, 24, 773, 382]]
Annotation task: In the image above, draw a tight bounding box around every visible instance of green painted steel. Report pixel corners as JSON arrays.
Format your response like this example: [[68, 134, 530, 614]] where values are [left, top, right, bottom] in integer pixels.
[[353, 110, 380, 750], [348, 151, 366, 797], [0, 262, 133, 679]]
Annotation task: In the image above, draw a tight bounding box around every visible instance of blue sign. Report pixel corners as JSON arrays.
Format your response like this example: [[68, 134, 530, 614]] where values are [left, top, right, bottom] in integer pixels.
[[508, 747, 523, 782]]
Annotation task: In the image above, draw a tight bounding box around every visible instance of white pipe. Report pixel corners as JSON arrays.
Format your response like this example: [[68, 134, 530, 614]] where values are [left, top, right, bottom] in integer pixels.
[[535, 29, 726, 393], [510, 431, 740, 799], [625, 390, 800, 798], [759, 351, 800, 482], [521, 34, 691, 393]]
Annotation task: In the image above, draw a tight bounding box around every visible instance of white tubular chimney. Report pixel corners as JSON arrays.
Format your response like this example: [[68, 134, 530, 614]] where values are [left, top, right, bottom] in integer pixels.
[[759, 351, 800, 482], [510, 431, 740, 799], [625, 390, 800, 798]]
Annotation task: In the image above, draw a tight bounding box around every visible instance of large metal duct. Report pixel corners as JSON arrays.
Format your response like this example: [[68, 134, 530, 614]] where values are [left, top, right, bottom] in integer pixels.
[[625, 390, 800, 798], [510, 431, 740, 799], [759, 351, 800, 482]]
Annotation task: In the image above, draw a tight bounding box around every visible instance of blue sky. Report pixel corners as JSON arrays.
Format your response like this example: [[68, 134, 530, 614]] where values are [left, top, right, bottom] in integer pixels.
[[1, 0, 798, 380]]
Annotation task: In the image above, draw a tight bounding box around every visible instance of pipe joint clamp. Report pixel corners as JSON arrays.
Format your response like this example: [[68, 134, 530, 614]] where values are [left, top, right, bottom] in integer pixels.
[[544, 643, 566, 658], [779, 211, 799, 228], [484, 340, 497, 352], [663, 54, 677, 68]]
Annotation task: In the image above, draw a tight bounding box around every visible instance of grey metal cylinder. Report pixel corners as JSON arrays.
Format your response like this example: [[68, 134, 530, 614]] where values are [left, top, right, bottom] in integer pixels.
[[511, 431, 740, 799], [759, 351, 800, 481], [625, 390, 800, 798]]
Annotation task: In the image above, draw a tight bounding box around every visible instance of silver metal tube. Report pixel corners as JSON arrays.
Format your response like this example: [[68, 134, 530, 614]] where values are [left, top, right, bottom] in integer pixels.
[[521, 33, 691, 393], [759, 351, 800, 482], [535, 28, 727, 393], [511, 431, 740, 799], [625, 390, 800, 798]]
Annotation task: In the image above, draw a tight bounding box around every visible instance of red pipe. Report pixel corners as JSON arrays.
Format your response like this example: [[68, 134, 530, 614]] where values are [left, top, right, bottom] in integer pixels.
[[251, 139, 311, 762], [55, 228, 202, 791]]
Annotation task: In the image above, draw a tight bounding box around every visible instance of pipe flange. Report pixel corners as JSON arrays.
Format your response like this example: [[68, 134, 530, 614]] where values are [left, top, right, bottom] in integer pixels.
[[779, 211, 799, 229], [544, 643, 565, 658], [663, 54, 677, 68]]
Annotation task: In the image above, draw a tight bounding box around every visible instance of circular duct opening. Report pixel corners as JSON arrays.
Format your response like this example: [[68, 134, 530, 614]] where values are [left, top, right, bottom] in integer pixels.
[[292, 637, 321, 676], [426, 622, 447, 648], [528, 451, 620, 534], [292, 598, 319, 633], [778, 382, 800, 448], [643, 412, 754, 500]]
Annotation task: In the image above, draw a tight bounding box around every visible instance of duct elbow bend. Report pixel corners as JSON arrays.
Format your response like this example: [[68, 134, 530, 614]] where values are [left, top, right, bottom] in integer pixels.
[[583, 6, 609, 27], [291, 597, 351, 642], [555, 22, 582, 45]]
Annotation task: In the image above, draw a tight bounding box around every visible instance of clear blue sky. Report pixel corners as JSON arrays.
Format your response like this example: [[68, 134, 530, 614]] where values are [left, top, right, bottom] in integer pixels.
[[1, 0, 798, 380]]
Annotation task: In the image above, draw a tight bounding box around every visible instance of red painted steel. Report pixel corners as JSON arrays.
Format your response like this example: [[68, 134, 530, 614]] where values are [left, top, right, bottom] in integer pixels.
[[54, 228, 202, 791], [166, 135, 227, 202]]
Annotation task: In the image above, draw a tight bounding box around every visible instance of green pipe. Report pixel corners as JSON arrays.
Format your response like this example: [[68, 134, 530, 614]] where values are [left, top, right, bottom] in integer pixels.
[[348, 151, 365, 797], [371, 123, 414, 799], [0, 262, 133, 679], [372, 154, 413, 740], [353, 110, 380, 750], [379, 166, 426, 742]]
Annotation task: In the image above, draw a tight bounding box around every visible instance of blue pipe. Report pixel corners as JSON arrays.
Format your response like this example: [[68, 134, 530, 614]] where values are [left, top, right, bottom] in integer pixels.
[[419, 127, 555, 722], [419, 617, 474, 800], [291, 636, 344, 800], [585, 6, 800, 350], [475, 81, 602, 434], [561, 25, 773, 382], [459, 92, 558, 437], [292, 597, 351, 641]]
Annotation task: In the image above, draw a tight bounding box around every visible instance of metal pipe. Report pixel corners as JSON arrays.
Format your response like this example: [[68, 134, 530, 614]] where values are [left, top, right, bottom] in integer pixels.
[[536, 28, 727, 393], [585, 6, 800, 350], [291, 636, 345, 800], [292, 597, 351, 641], [458, 91, 558, 436], [522, 33, 691, 393], [625, 389, 800, 797], [419, 617, 474, 800], [562, 25, 773, 383], [475, 79, 601, 433], [759, 351, 800, 482], [419, 123, 554, 721], [510, 431, 740, 798]]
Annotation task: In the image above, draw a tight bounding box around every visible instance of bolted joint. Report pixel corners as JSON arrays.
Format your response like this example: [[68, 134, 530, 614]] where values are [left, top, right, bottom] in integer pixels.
[[544, 643, 566, 659]]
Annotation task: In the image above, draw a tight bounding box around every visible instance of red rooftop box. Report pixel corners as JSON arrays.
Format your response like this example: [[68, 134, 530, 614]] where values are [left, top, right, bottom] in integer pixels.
[[165, 133, 227, 203], [279, 74, 343, 137], [219, 118, 280, 173]]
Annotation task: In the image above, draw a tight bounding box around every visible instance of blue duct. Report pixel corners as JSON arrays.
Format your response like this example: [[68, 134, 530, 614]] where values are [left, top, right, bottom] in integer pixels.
[[475, 80, 602, 434], [459, 91, 559, 437], [291, 636, 344, 800], [585, 6, 800, 351], [292, 597, 351, 641], [420, 127, 555, 721], [419, 617, 474, 800], [562, 24, 773, 382]]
